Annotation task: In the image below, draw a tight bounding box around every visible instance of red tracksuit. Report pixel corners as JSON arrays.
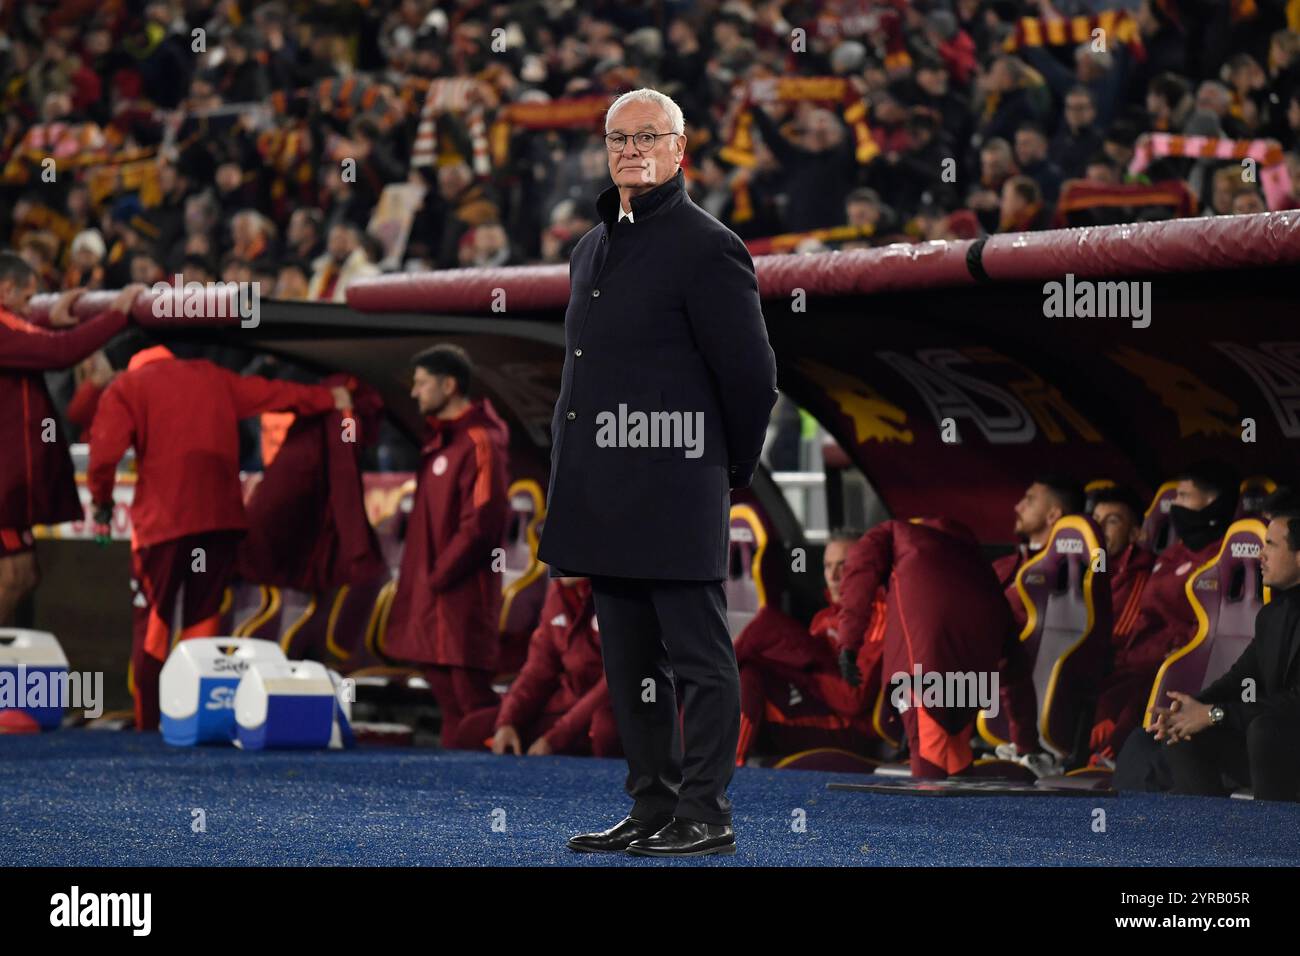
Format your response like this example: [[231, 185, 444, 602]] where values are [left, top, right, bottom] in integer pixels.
[[840, 519, 1039, 777], [1088, 536, 1220, 760], [87, 346, 338, 730], [1109, 543, 1156, 649], [454, 578, 620, 755], [383, 398, 511, 747], [734, 596, 880, 763], [0, 305, 128, 551], [992, 543, 1042, 634]]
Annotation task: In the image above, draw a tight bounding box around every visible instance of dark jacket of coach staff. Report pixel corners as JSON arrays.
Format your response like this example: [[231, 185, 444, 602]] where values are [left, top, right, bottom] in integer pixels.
[[538, 88, 778, 858]]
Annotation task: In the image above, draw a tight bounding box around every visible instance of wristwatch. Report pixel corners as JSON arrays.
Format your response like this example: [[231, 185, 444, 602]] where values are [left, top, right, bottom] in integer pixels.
[[1208, 704, 1225, 725]]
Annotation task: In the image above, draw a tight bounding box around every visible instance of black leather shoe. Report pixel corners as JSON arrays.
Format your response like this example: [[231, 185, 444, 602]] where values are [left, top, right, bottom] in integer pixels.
[[567, 815, 673, 853], [625, 817, 736, 857]]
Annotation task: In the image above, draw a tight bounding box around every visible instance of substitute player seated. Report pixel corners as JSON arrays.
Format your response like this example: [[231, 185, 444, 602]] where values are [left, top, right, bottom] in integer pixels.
[[454, 577, 620, 757]]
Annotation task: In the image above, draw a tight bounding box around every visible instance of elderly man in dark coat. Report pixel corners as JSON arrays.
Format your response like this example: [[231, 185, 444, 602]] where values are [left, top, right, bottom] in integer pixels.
[[539, 88, 778, 857]]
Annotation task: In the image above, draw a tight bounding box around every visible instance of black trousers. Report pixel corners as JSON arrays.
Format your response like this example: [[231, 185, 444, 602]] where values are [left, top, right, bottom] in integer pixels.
[[589, 575, 739, 826], [1166, 712, 1300, 802]]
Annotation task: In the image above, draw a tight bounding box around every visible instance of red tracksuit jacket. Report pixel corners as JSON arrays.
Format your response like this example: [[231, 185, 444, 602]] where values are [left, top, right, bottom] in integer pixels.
[[496, 578, 611, 750], [87, 346, 338, 549], [0, 305, 128, 528], [1116, 537, 1220, 670], [384, 397, 511, 669], [1109, 542, 1156, 647], [839, 519, 1038, 749]]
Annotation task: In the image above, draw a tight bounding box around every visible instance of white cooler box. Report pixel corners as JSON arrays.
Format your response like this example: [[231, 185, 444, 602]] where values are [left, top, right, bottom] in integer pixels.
[[234, 660, 353, 750], [0, 629, 69, 730], [160, 638, 285, 746]]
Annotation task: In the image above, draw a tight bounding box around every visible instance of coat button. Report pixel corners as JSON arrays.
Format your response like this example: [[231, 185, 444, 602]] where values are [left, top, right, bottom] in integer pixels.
[[574, 348, 582, 357], [566, 411, 576, 421], [591, 289, 600, 297]]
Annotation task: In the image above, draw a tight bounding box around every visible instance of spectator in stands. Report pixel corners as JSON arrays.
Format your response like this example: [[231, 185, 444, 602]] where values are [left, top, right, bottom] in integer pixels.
[[1231, 189, 1267, 214], [972, 56, 1052, 157], [1092, 486, 1157, 655], [455, 577, 620, 757], [273, 260, 310, 300], [285, 209, 325, 265], [65, 230, 106, 291], [384, 344, 511, 750], [749, 99, 859, 233], [1089, 461, 1241, 766], [733, 530, 879, 765], [87, 328, 353, 730], [1014, 121, 1065, 203], [308, 224, 379, 302], [845, 187, 896, 238], [999, 174, 1048, 231], [1155, 508, 1300, 801], [1146, 72, 1193, 133], [1051, 86, 1104, 180], [967, 137, 1016, 233]]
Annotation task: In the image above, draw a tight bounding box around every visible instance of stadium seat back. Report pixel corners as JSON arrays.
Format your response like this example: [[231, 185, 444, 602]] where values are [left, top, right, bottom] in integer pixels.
[[1144, 519, 1269, 727], [980, 516, 1112, 758], [726, 504, 772, 639], [1083, 478, 1117, 515], [1235, 476, 1276, 520], [500, 479, 548, 641], [1140, 481, 1180, 554]]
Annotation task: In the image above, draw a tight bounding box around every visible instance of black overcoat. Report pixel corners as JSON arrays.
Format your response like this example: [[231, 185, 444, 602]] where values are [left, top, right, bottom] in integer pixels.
[[537, 166, 779, 580]]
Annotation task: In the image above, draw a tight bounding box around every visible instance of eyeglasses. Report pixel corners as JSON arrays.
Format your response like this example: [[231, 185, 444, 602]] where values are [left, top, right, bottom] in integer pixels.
[[604, 130, 680, 152]]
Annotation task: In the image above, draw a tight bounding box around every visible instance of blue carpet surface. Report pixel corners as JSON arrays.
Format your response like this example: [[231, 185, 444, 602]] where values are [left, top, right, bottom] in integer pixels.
[[3, 731, 1299, 866]]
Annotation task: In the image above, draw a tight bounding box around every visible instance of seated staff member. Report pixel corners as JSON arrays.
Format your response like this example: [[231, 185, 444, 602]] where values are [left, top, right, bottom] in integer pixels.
[[734, 530, 878, 765], [1089, 461, 1239, 764], [1154, 508, 1300, 801], [993, 475, 1084, 631], [838, 517, 1039, 778], [1091, 485, 1156, 651], [454, 577, 618, 756]]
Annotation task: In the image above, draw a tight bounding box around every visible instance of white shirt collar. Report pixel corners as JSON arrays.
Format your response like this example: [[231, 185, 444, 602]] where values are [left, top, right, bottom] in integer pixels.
[[618, 205, 634, 223]]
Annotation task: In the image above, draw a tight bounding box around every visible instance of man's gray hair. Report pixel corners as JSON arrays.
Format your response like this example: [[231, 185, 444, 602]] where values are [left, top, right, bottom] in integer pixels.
[[606, 88, 685, 135]]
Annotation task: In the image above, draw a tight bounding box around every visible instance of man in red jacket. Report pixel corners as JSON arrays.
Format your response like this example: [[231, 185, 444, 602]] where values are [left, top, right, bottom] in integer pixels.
[[1091, 485, 1156, 650], [838, 518, 1040, 778], [1089, 462, 1239, 765], [733, 530, 880, 764], [992, 475, 1085, 632], [453, 577, 620, 756], [87, 331, 352, 730], [0, 252, 144, 624], [383, 345, 511, 749]]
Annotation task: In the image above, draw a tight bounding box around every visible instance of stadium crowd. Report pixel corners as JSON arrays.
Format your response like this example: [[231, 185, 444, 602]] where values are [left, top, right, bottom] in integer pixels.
[[3, 0, 1300, 307]]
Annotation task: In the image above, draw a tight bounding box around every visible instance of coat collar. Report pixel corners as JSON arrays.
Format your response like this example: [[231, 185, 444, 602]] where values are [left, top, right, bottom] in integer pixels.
[[596, 166, 687, 229]]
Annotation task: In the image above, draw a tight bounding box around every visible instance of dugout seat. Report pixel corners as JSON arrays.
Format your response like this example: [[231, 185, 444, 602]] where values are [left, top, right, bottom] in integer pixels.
[[1143, 519, 1269, 730], [1235, 476, 1276, 520], [726, 503, 778, 639], [979, 515, 1113, 761], [1140, 481, 1179, 554], [1083, 478, 1117, 514], [498, 479, 548, 675]]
